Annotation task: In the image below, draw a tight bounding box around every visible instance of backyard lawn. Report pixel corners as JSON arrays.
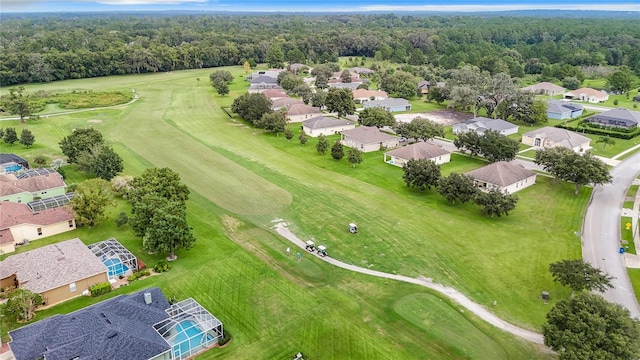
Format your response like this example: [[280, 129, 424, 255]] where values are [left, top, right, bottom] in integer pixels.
[[0, 66, 599, 358]]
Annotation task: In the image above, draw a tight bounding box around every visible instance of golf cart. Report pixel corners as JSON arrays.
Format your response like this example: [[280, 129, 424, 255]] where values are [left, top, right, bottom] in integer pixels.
[[305, 240, 315, 252], [349, 223, 358, 234], [317, 245, 327, 257]]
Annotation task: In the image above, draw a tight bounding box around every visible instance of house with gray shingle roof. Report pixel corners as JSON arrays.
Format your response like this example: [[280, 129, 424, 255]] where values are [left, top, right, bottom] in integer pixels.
[[0, 239, 107, 305], [452, 117, 519, 136], [341, 126, 399, 152], [327, 82, 361, 91], [383, 141, 451, 167], [302, 116, 356, 137], [271, 97, 304, 111], [521, 126, 591, 152], [287, 104, 322, 122], [547, 99, 583, 120], [362, 98, 412, 112], [8, 287, 224, 360], [522, 82, 566, 96], [465, 161, 537, 194], [583, 108, 640, 130]]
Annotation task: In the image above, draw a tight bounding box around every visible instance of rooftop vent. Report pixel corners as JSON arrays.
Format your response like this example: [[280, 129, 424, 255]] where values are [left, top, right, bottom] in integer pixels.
[[144, 292, 152, 305]]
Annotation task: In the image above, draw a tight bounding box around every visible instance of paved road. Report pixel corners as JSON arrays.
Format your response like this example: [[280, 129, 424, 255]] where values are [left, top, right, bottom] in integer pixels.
[[273, 222, 545, 345], [582, 150, 640, 319]]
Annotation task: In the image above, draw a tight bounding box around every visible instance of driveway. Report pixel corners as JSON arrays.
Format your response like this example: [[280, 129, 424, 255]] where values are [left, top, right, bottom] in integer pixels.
[[582, 151, 640, 319]]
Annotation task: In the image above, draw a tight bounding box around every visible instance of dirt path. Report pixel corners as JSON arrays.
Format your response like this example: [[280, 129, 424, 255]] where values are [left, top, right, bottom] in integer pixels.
[[273, 221, 545, 345]]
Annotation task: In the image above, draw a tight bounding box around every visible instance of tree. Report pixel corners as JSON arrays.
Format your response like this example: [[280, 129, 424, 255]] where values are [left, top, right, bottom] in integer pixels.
[[596, 136, 616, 149], [562, 76, 581, 90], [283, 128, 293, 141], [92, 145, 124, 180], [278, 71, 304, 91], [542, 293, 640, 360], [426, 86, 447, 105], [534, 147, 574, 182], [129, 167, 190, 206], [480, 72, 518, 118], [243, 61, 250, 74], [3, 127, 18, 145], [539, 150, 612, 195], [549, 259, 614, 296], [210, 70, 233, 96], [309, 92, 326, 108], [298, 131, 308, 146], [5, 86, 38, 123], [380, 70, 417, 99], [4, 289, 42, 321], [520, 99, 548, 126], [402, 158, 441, 191], [340, 69, 352, 83], [478, 130, 520, 162], [473, 188, 518, 217], [607, 69, 635, 93], [324, 88, 355, 116], [347, 147, 363, 168], [358, 108, 395, 128], [316, 134, 329, 154], [331, 141, 344, 160], [0, 128, 4, 139], [394, 117, 444, 141], [71, 178, 115, 227], [266, 43, 285, 68], [231, 93, 273, 125], [437, 172, 478, 204], [256, 111, 288, 135], [143, 200, 195, 260], [453, 131, 482, 157], [19, 128, 35, 148], [59, 128, 104, 163]]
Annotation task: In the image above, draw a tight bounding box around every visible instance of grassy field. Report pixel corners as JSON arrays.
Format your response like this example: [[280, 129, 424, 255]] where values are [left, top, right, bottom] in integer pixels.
[[630, 269, 640, 303], [0, 66, 595, 358], [621, 216, 636, 255]]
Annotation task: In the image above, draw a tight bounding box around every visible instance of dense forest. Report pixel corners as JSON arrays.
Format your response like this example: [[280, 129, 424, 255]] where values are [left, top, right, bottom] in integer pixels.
[[1, 13, 640, 86]]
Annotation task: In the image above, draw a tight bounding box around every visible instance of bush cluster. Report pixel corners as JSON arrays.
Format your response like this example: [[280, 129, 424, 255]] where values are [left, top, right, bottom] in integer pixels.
[[153, 260, 171, 273], [218, 329, 232, 346], [127, 268, 151, 282], [90, 282, 112, 296], [555, 122, 640, 140]]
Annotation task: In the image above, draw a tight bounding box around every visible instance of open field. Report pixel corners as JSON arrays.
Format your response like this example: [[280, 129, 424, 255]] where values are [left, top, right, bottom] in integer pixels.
[[0, 66, 597, 358]]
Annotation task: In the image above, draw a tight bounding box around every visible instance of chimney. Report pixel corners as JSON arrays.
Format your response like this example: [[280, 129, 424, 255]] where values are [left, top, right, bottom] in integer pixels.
[[144, 292, 152, 305]]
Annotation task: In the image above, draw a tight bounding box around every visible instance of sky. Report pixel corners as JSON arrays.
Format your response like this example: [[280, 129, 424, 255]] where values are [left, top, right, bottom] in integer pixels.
[[1, 0, 639, 13]]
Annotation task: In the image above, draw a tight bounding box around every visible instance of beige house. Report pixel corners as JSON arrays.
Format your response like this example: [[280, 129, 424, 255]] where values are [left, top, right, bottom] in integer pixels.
[[287, 104, 322, 123], [384, 141, 451, 167], [465, 162, 537, 194], [0, 238, 108, 306], [522, 82, 566, 96], [0, 201, 76, 254], [564, 87, 609, 103], [352, 89, 388, 103], [262, 88, 289, 100], [341, 126, 399, 152], [302, 116, 356, 137], [521, 126, 591, 152], [271, 97, 304, 111]]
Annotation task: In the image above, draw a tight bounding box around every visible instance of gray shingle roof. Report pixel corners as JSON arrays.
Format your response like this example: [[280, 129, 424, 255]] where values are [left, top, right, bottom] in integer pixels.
[[454, 117, 518, 133], [9, 288, 172, 360], [364, 98, 410, 107], [342, 126, 398, 144], [303, 116, 354, 130], [465, 161, 536, 187], [585, 108, 640, 127], [384, 141, 450, 161], [522, 127, 591, 149], [547, 99, 583, 114], [250, 75, 278, 84]]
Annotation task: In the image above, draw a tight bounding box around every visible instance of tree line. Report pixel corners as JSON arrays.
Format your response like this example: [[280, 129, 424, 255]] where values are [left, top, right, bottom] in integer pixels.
[[2, 13, 639, 85]]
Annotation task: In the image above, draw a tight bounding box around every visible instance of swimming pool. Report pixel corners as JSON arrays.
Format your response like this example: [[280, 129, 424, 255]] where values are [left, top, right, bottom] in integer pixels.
[[171, 320, 214, 358], [3, 164, 22, 173], [103, 258, 129, 277]]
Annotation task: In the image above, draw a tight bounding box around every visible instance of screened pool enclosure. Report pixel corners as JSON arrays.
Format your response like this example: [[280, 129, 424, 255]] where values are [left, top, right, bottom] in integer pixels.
[[88, 238, 138, 279]]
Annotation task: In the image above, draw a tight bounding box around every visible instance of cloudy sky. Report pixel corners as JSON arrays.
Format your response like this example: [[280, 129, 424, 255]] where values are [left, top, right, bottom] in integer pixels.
[[2, 0, 639, 12]]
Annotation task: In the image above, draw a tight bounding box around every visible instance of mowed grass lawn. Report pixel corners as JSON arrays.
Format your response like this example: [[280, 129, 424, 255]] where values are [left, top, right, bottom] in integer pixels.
[[1, 66, 588, 358]]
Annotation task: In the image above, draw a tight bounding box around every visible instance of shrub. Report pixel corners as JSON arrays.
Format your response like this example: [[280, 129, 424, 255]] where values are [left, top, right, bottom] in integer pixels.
[[33, 156, 47, 167], [218, 329, 232, 346], [127, 268, 150, 282], [115, 212, 128, 227], [90, 282, 112, 296], [154, 260, 171, 273], [613, 99, 619, 106]]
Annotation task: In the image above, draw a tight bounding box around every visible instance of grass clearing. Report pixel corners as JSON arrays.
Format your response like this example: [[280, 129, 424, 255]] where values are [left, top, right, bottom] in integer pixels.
[[629, 269, 640, 304], [621, 216, 636, 254], [627, 185, 639, 198]]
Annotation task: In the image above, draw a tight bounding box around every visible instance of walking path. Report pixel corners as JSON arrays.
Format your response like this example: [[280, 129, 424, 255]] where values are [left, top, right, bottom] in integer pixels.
[[273, 221, 545, 345]]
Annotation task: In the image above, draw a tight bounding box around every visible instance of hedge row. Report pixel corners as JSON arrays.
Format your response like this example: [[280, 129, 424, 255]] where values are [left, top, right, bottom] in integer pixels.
[[90, 282, 112, 297], [555, 123, 640, 140], [127, 268, 151, 282]]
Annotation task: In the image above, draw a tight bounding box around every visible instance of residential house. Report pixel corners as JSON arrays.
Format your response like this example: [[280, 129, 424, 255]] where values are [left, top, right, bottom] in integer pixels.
[[362, 98, 412, 112], [547, 99, 584, 120], [452, 117, 519, 136], [0, 169, 67, 203], [0, 201, 76, 253], [302, 116, 356, 137], [341, 126, 399, 152], [271, 98, 304, 111], [633, 95, 640, 102], [246, 70, 283, 81], [327, 82, 361, 91], [417, 80, 445, 95], [352, 89, 388, 104], [465, 161, 537, 194], [262, 88, 289, 100], [288, 63, 307, 74], [583, 108, 640, 130], [8, 287, 224, 360], [349, 67, 374, 75], [287, 104, 322, 123], [521, 126, 591, 152], [332, 71, 360, 81], [1, 153, 29, 174], [564, 88, 609, 103], [0, 239, 107, 306], [383, 141, 451, 167], [522, 82, 566, 96], [248, 75, 283, 93]]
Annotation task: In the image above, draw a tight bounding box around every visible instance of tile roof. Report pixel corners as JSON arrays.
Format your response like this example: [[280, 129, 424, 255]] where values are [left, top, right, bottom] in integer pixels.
[[0, 228, 14, 245], [0, 238, 107, 294], [384, 141, 451, 161], [287, 104, 322, 116], [9, 287, 171, 360], [0, 172, 66, 197], [465, 161, 536, 187], [0, 201, 74, 230], [342, 126, 398, 144], [352, 89, 388, 99], [522, 126, 591, 149], [522, 82, 566, 93], [302, 116, 355, 130]]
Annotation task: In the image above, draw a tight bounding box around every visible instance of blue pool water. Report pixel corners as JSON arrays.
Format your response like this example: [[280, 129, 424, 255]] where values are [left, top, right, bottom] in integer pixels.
[[103, 258, 129, 277], [171, 320, 213, 358], [4, 164, 22, 173]]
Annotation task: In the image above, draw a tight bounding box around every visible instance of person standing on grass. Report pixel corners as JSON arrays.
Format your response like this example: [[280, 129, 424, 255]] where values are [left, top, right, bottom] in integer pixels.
[[286, 247, 290, 256], [297, 252, 302, 261]]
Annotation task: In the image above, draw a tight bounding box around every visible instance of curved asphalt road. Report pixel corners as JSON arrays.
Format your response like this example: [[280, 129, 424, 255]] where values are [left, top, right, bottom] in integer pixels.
[[583, 151, 640, 319]]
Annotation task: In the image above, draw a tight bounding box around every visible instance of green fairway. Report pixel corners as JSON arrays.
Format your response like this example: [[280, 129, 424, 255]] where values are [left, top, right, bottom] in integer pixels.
[[0, 66, 589, 358]]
